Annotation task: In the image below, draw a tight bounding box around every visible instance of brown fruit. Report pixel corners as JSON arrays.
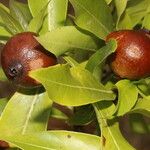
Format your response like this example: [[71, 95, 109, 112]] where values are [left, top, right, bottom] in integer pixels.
[[106, 30, 150, 79], [1, 32, 57, 88]]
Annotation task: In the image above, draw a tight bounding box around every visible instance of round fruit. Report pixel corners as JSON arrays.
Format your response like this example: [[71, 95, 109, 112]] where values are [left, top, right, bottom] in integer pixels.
[[106, 30, 150, 79], [1, 32, 57, 87]]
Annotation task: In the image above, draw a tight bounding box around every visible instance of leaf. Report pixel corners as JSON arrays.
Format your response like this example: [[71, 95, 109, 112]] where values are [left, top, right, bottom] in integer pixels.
[[28, 0, 50, 17], [0, 98, 8, 115], [9, 0, 32, 31], [69, 0, 114, 39], [40, 0, 68, 34], [118, 0, 150, 29], [115, 80, 138, 116], [94, 102, 135, 150], [30, 64, 116, 106], [0, 67, 7, 81], [51, 107, 68, 120], [0, 91, 52, 136], [0, 25, 11, 37], [129, 113, 150, 134], [0, 3, 23, 34], [105, 0, 113, 4], [142, 5, 150, 29], [129, 97, 150, 117], [28, 3, 47, 33], [114, 0, 127, 29], [86, 39, 117, 73], [4, 131, 101, 150], [69, 105, 95, 125], [36, 26, 101, 56]]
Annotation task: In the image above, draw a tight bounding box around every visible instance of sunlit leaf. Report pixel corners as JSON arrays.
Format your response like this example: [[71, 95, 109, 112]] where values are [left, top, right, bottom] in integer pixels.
[[30, 64, 115, 106], [69, 0, 114, 39], [37, 26, 101, 56]]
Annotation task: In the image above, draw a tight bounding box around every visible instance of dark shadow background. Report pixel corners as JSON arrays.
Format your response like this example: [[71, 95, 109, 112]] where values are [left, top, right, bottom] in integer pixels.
[[0, 0, 149, 150]]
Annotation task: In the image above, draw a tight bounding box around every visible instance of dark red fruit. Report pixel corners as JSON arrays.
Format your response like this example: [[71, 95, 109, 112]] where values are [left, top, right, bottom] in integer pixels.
[[1, 32, 57, 87], [106, 30, 150, 79]]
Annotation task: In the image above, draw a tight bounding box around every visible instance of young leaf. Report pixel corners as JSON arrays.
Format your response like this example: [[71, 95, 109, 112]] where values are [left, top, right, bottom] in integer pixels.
[[85, 39, 117, 73], [0, 92, 52, 137], [3, 131, 101, 150], [36, 26, 101, 56], [0, 3, 23, 34], [40, 0, 68, 34], [9, 0, 32, 31], [129, 97, 150, 117], [115, 80, 138, 116], [30, 64, 116, 106], [69, 0, 114, 39], [94, 102, 135, 150]]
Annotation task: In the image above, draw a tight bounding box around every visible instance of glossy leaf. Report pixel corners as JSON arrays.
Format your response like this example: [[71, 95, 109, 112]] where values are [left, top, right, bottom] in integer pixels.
[[36, 26, 101, 56], [86, 39, 117, 73], [130, 97, 150, 117], [40, 0, 68, 34], [4, 131, 101, 150], [115, 80, 138, 116], [9, 0, 32, 31], [69, 0, 114, 39], [94, 102, 135, 150], [0, 91, 52, 136], [30, 64, 115, 106], [0, 3, 23, 34]]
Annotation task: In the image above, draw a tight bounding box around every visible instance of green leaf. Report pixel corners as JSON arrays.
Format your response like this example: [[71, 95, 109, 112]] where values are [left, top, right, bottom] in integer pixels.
[[142, 4, 150, 29], [105, 0, 113, 4], [36, 26, 101, 56], [115, 80, 138, 116], [51, 107, 68, 120], [28, 0, 50, 17], [40, 0, 68, 34], [30, 64, 115, 106], [130, 97, 150, 117], [86, 39, 117, 73], [0, 3, 23, 34], [69, 105, 95, 125], [4, 131, 101, 150], [9, 0, 32, 31], [0, 25, 11, 37], [0, 91, 52, 136], [114, 0, 127, 29], [118, 0, 150, 29], [28, 3, 47, 33], [129, 113, 150, 134], [94, 102, 135, 150], [69, 0, 114, 39], [0, 98, 8, 115], [0, 67, 7, 81]]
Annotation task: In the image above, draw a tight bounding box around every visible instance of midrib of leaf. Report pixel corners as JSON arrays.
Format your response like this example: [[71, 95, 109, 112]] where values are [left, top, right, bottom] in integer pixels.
[[94, 104, 121, 150], [74, 0, 110, 34], [38, 41, 97, 52], [21, 93, 39, 135], [40, 78, 113, 94]]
